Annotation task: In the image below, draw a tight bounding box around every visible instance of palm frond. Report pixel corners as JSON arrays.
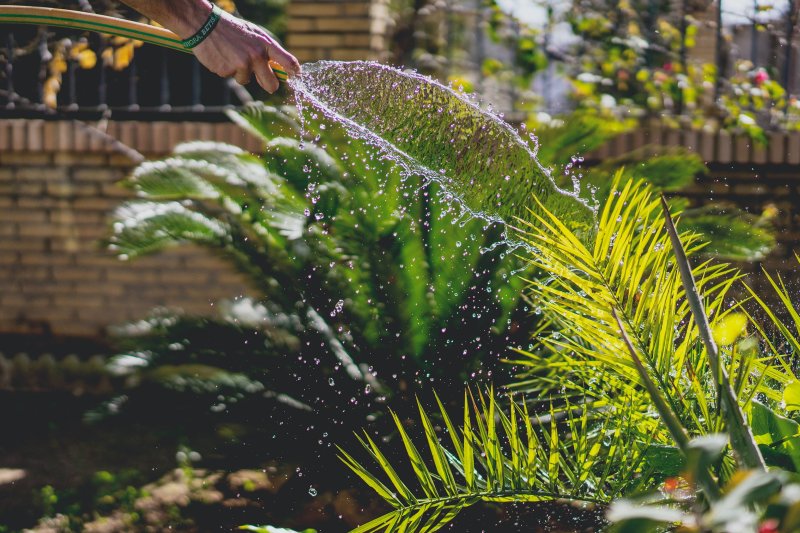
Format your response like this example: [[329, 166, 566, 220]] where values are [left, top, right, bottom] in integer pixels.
[[340, 389, 648, 533], [509, 175, 789, 452]]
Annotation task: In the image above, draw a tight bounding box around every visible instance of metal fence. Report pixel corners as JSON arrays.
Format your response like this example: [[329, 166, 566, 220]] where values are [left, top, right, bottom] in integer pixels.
[[0, 27, 251, 121]]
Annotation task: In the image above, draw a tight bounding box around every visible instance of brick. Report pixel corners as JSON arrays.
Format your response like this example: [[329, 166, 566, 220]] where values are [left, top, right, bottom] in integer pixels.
[[0, 153, 52, 166], [293, 49, 321, 63], [73, 168, 123, 182], [16, 167, 68, 181], [55, 323, 104, 337], [43, 122, 58, 151], [0, 253, 18, 265], [342, 34, 373, 47], [699, 130, 715, 162], [287, 18, 316, 32], [316, 18, 371, 32], [26, 120, 44, 151], [54, 294, 105, 308], [4, 210, 48, 223], [343, 2, 372, 16], [108, 154, 137, 168], [57, 121, 74, 152], [100, 183, 132, 198], [54, 153, 108, 167], [106, 270, 159, 283], [752, 139, 768, 164], [288, 3, 344, 17], [17, 197, 61, 209], [9, 267, 50, 280], [289, 33, 343, 48], [0, 120, 10, 151], [158, 271, 210, 284], [682, 130, 699, 153], [716, 130, 732, 163], [73, 283, 123, 296], [788, 133, 800, 165], [49, 210, 104, 225], [45, 182, 76, 197], [11, 121, 25, 151], [735, 136, 751, 164], [52, 268, 101, 282], [769, 132, 786, 164], [18, 224, 76, 238], [0, 293, 47, 307], [19, 254, 72, 266], [328, 48, 372, 61], [72, 198, 115, 211], [16, 182, 44, 196]]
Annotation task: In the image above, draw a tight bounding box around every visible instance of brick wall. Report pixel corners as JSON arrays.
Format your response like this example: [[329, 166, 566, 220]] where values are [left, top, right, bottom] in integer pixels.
[[3, 117, 798, 338], [0, 119, 262, 338], [286, 0, 392, 63]]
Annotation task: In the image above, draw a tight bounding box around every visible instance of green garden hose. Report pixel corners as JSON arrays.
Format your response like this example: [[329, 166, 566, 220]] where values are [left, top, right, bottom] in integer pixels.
[[0, 5, 288, 81]]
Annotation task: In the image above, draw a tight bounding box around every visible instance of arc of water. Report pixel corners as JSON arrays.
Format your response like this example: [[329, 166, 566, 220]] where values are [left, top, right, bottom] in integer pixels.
[[0, 5, 288, 81]]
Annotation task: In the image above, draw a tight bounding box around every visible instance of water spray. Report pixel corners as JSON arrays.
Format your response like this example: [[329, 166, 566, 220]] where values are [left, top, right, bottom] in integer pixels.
[[0, 5, 288, 81]]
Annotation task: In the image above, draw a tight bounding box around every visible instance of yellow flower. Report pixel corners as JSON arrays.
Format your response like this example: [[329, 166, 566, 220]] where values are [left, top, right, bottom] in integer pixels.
[[113, 42, 135, 71], [77, 49, 97, 70]]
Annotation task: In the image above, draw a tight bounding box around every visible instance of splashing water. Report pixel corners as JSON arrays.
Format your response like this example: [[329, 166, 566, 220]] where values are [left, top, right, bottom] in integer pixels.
[[289, 61, 596, 245]]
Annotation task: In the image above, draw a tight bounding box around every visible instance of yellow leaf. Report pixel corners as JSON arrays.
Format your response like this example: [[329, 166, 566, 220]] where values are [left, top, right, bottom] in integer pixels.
[[113, 43, 135, 71], [43, 77, 61, 108], [711, 312, 747, 345], [50, 55, 67, 74], [69, 42, 88, 58], [77, 49, 97, 70]]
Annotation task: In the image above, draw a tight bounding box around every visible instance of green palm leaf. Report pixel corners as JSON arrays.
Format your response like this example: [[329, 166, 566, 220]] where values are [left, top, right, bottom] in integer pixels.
[[340, 390, 646, 533], [509, 174, 787, 459]]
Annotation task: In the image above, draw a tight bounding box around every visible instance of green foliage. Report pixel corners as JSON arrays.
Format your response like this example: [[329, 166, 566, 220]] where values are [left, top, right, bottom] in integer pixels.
[[608, 436, 800, 533], [339, 176, 795, 532], [509, 176, 787, 452], [240, 526, 316, 533], [108, 104, 534, 417], [296, 62, 595, 236], [679, 205, 776, 261], [339, 389, 646, 532], [529, 112, 776, 261]]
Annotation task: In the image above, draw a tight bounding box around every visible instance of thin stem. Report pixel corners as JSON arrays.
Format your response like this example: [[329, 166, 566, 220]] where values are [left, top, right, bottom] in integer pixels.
[[612, 309, 721, 502], [660, 195, 765, 472]]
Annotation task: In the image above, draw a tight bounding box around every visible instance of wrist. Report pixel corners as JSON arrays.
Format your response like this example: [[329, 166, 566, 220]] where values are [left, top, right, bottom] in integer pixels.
[[164, 0, 215, 40]]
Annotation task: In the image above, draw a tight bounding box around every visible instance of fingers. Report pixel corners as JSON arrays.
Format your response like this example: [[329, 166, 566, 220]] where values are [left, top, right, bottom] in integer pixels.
[[253, 57, 280, 94], [234, 67, 253, 86], [267, 41, 302, 77]]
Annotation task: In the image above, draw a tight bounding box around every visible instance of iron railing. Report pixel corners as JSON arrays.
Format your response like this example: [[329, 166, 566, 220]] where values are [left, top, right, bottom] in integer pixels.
[[0, 26, 252, 121]]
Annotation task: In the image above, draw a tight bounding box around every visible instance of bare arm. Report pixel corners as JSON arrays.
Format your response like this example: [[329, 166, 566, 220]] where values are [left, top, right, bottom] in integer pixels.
[[120, 0, 300, 93]]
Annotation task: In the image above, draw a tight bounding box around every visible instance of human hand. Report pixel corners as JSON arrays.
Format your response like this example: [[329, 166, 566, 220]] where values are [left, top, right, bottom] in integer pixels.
[[192, 8, 301, 93]]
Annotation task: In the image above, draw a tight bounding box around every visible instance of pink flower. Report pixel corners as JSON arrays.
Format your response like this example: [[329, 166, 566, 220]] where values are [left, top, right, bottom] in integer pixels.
[[754, 69, 769, 86], [758, 518, 780, 533]]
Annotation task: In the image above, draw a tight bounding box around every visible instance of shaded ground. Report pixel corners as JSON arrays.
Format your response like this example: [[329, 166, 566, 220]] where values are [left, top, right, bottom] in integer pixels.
[[0, 333, 605, 532]]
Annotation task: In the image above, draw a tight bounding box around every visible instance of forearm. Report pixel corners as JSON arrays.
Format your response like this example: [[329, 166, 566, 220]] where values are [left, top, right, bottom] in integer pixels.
[[119, 0, 213, 39]]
